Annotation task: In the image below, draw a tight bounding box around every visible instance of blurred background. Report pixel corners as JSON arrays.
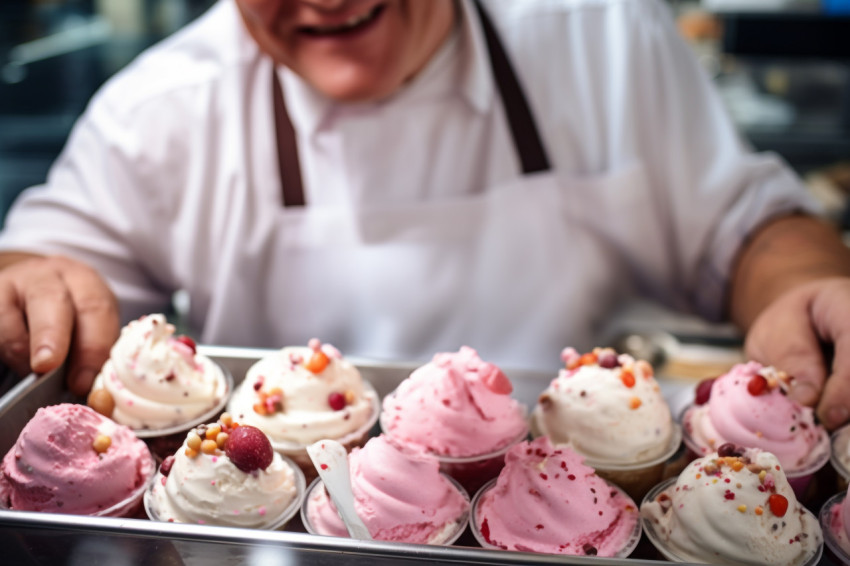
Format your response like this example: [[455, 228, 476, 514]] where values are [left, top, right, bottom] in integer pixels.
[[0, 0, 214, 218]]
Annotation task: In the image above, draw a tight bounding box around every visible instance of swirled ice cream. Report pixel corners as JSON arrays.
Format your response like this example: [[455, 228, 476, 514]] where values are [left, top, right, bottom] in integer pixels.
[[641, 446, 823, 565], [304, 435, 469, 544], [472, 437, 641, 556], [145, 416, 302, 528], [89, 314, 228, 431], [0, 404, 154, 516], [683, 362, 828, 473], [532, 347, 674, 464], [822, 491, 850, 559], [227, 339, 377, 448], [381, 346, 527, 457]]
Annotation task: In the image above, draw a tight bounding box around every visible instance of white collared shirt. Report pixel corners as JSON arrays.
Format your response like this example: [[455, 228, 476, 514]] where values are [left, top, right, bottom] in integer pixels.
[[0, 0, 817, 365]]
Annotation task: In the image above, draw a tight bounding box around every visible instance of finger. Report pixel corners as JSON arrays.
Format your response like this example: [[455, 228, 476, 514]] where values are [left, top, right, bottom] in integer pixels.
[[819, 334, 850, 429], [0, 279, 34, 377], [745, 302, 827, 407], [20, 263, 75, 375], [812, 282, 850, 429], [57, 259, 120, 396]]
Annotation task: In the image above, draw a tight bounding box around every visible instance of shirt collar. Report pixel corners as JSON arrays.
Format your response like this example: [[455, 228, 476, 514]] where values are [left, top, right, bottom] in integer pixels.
[[456, 0, 494, 115], [276, 0, 494, 138]]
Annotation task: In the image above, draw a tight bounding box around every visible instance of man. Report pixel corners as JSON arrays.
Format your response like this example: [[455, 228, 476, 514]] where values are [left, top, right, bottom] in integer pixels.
[[0, 0, 849, 428]]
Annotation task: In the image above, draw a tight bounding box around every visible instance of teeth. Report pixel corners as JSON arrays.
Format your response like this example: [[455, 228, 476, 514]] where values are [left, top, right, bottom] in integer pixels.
[[304, 5, 380, 34], [344, 10, 371, 27]]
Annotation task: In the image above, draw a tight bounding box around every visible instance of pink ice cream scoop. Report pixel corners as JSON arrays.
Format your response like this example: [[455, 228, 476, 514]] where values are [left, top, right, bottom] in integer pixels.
[[381, 346, 527, 457], [474, 437, 640, 556], [0, 404, 154, 515], [305, 435, 469, 544], [683, 362, 828, 471]]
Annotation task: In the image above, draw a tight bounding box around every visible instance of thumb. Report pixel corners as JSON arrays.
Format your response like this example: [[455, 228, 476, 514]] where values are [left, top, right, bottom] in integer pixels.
[[745, 316, 826, 408]]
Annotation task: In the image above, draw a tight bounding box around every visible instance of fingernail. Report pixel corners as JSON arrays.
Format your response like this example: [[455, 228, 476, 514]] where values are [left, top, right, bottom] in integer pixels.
[[788, 382, 818, 406], [31, 346, 54, 370], [827, 406, 850, 429]]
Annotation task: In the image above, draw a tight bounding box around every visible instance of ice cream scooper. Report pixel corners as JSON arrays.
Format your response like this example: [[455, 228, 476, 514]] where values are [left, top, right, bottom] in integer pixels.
[[307, 439, 372, 540]]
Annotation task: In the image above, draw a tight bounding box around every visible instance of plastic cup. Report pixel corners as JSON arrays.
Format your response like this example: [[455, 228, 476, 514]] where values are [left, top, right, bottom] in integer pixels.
[[529, 406, 683, 502], [819, 491, 850, 563], [641, 478, 823, 565], [379, 400, 529, 495], [829, 424, 850, 492], [265, 382, 381, 484], [133, 361, 235, 460], [300, 474, 470, 545], [470, 478, 642, 557], [680, 403, 830, 502], [0, 449, 156, 519], [581, 424, 683, 503], [143, 452, 305, 530], [101, 449, 157, 518]]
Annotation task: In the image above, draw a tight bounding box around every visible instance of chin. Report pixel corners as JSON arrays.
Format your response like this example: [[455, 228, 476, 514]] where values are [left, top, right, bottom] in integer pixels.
[[307, 68, 402, 103]]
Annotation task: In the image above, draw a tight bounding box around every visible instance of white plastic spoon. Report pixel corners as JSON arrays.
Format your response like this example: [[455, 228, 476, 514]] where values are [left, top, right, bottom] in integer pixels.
[[307, 439, 372, 540]]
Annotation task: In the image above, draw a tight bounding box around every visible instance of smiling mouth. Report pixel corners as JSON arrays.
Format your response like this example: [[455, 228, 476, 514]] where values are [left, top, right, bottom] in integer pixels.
[[298, 4, 386, 36]]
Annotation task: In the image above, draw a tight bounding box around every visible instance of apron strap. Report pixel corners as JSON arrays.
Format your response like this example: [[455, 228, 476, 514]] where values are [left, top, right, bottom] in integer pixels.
[[273, 0, 552, 207], [272, 68, 306, 207], [473, 0, 551, 175]]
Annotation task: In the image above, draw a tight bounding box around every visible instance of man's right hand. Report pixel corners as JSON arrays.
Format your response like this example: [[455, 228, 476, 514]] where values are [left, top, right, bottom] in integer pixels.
[[0, 253, 120, 396]]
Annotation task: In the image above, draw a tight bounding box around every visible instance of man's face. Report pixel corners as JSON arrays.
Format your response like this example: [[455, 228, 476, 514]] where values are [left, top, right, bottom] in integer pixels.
[[236, 0, 455, 102]]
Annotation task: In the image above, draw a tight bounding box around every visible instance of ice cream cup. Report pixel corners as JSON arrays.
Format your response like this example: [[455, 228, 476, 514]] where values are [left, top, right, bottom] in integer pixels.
[[642, 478, 823, 565], [680, 403, 830, 502], [470, 478, 642, 557], [829, 424, 850, 492], [269, 381, 381, 484], [575, 423, 683, 503], [300, 474, 470, 545], [143, 452, 305, 530], [819, 491, 850, 563], [102, 449, 158, 518], [137, 362, 235, 460], [379, 398, 529, 495], [529, 412, 683, 502], [0, 449, 156, 519]]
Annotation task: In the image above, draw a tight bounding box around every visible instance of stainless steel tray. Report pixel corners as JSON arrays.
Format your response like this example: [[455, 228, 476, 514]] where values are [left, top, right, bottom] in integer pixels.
[[0, 346, 755, 565]]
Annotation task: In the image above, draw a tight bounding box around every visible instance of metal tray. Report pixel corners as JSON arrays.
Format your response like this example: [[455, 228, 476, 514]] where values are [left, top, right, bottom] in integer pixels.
[[0, 345, 808, 565]]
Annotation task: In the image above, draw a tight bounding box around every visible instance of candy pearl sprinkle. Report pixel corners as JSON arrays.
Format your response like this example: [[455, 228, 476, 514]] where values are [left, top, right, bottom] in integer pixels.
[[92, 434, 111, 454]]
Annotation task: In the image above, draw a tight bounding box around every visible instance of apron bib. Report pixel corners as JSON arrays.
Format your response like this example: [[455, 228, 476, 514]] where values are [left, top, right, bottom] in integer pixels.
[[202, 1, 653, 370]]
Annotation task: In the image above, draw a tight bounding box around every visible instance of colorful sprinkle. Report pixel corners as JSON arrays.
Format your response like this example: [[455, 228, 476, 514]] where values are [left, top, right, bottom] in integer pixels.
[[768, 494, 788, 517]]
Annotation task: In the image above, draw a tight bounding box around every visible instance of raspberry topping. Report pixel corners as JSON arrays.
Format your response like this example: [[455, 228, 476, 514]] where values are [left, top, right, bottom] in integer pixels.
[[694, 377, 716, 405], [175, 335, 197, 354], [717, 443, 743, 458], [160, 455, 175, 477], [597, 350, 619, 369], [747, 375, 767, 396], [328, 392, 346, 411], [225, 425, 274, 473]]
